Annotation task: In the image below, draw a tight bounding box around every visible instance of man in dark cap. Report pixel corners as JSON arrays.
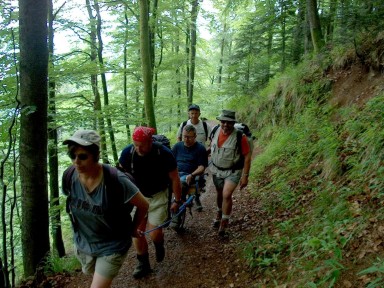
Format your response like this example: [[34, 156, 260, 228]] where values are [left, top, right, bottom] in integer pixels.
[[209, 110, 251, 237], [176, 104, 212, 211]]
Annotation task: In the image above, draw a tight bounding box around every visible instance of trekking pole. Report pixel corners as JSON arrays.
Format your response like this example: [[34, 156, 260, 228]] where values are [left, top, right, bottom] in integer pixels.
[[143, 195, 195, 235]]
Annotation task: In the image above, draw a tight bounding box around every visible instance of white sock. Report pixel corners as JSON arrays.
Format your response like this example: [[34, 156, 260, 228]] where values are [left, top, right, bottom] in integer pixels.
[[222, 214, 230, 220]]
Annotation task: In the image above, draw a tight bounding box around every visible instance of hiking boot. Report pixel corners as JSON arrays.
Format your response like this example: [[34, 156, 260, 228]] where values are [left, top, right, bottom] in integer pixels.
[[170, 214, 182, 231], [154, 241, 165, 263], [133, 253, 152, 279], [213, 210, 222, 228], [194, 194, 203, 212], [218, 219, 229, 237]]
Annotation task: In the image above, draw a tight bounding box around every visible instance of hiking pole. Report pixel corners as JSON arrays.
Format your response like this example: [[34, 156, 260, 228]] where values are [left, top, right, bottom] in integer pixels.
[[143, 195, 195, 235]]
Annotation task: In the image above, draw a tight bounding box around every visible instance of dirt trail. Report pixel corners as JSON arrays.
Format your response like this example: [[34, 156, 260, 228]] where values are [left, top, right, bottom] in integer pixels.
[[64, 171, 261, 288]]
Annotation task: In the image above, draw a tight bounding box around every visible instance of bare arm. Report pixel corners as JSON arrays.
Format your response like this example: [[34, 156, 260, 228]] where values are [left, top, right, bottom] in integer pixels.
[[186, 164, 205, 185], [169, 168, 183, 212], [129, 192, 149, 238], [239, 151, 251, 189]]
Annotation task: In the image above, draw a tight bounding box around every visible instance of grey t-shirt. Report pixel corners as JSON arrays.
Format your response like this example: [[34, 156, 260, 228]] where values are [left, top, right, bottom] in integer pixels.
[[68, 169, 139, 256], [177, 120, 212, 148]]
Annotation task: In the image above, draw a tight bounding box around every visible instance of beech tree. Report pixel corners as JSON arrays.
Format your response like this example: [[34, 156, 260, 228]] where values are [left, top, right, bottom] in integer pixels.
[[306, 0, 324, 53], [48, 0, 65, 258], [19, 0, 50, 277], [139, 0, 156, 129]]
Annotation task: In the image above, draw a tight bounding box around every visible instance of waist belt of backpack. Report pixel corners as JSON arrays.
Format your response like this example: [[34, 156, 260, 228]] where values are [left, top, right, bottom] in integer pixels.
[[212, 162, 236, 173]]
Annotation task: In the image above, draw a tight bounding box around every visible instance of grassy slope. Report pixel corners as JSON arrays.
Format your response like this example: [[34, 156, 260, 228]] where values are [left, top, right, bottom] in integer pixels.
[[232, 39, 384, 287]]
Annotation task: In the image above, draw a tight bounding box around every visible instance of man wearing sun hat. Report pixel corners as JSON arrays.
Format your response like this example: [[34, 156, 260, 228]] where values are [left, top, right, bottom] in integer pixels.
[[209, 110, 252, 237], [119, 126, 183, 279]]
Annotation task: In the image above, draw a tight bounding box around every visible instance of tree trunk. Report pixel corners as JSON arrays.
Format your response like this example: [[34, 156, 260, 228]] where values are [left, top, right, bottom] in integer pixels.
[[48, 0, 65, 258], [217, 22, 227, 84], [19, 0, 50, 277], [292, 0, 305, 64], [188, 0, 199, 105], [85, 0, 108, 162], [307, 0, 324, 53], [139, 0, 156, 129], [93, 0, 118, 163], [123, 7, 131, 140]]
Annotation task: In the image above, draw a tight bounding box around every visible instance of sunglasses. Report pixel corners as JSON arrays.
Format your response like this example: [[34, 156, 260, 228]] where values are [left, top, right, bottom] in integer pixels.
[[68, 152, 89, 161], [220, 120, 234, 125]]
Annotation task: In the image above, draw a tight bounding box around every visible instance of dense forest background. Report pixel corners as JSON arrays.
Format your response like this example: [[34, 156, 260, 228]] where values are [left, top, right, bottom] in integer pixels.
[[1, 0, 384, 286]]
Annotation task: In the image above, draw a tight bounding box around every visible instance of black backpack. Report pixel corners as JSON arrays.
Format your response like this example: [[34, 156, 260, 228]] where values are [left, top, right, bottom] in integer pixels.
[[152, 134, 171, 150], [62, 164, 134, 237], [234, 123, 256, 140], [181, 120, 209, 141]]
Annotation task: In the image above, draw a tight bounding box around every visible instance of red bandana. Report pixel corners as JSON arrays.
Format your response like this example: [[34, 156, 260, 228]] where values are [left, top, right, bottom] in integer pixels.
[[132, 127, 156, 142]]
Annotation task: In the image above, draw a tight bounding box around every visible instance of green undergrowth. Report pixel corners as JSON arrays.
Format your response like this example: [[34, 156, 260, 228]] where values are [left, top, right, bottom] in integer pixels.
[[232, 48, 384, 286]]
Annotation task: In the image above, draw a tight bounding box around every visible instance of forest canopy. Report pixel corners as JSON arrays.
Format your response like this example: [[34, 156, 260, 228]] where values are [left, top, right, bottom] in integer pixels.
[[1, 0, 383, 286]]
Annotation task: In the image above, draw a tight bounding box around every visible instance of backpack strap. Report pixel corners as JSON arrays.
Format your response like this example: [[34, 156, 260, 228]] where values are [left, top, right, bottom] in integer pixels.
[[62, 165, 76, 196], [181, 120, 187, 131], [236, 129, 243, 154], [203, 121, 208, 141], [209, 124, 220, 141], [62, 165, 77, 230]]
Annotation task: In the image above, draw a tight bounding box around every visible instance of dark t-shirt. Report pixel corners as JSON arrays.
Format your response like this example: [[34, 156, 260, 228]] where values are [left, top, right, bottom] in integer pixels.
[[172, 141, 208, 174], [119, 143, 177, 197]]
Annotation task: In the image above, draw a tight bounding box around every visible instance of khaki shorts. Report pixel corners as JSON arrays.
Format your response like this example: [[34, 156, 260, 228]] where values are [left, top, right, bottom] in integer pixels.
[[212, 170, 242, 190], [146, 188, 169, 226], [75, 246, 128, 279]]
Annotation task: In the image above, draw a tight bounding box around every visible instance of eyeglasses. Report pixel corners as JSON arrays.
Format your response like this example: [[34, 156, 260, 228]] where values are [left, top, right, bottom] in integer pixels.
[[220, 120, 234, 125], [68, 152, 89, 161], [182, 135, 196, 139]]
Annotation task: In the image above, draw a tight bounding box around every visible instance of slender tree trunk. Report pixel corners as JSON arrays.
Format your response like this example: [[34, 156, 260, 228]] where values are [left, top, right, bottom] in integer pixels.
[[280, 0, 287, 71], [123, 8, 131, 140], [217, 22, 227, 84], [19, 0, 50, 277], [326, 0, 337, 42], [307, 0, 324, 53], [48, 0, 65, 258], [93, 0, 118, 163], [188, 0, 199, 105], [292, 0, 305, 64], [185, 25, 190, 104], [139, 0, 156, 129], [85, 0, 108, 162]]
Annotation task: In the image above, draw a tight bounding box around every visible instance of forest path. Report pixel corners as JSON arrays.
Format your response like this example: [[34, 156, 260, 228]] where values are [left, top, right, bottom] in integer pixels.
[[65, 121, 262, 288]]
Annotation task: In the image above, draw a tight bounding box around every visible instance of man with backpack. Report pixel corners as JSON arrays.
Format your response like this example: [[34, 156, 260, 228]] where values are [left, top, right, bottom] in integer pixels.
[[176, 104, 211, 211], [209, 110, 252, 237], [118, 126, 183, 279], [62, 129, 149, 288], [176, 104, 211, 148]]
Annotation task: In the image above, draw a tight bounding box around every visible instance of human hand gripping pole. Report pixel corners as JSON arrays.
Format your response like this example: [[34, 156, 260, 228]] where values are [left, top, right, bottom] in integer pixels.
[[142, 195, 195, 235]]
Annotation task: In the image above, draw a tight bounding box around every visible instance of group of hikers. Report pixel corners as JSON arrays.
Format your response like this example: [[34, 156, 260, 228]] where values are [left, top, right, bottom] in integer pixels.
[[62, 105, 252, 287]]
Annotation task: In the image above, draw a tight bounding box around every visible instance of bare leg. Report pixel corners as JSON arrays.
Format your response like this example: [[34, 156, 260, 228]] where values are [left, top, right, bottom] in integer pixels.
[[221, 180, 238, 216], [91, 272, 113, 288]]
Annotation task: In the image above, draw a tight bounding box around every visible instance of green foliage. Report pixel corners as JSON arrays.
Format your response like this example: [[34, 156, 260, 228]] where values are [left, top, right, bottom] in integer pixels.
[[44, 254, 80, 275], [239, 33, 384, 284], [358, 258, 384, 288]]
